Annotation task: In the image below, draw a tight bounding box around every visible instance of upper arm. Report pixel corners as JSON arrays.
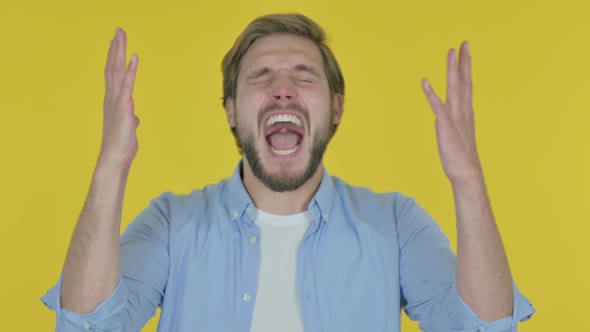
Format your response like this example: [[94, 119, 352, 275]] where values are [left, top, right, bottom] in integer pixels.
[[396, 196, 457, 315], [120, 194, 171, 298], [396, 196, 477, 331]]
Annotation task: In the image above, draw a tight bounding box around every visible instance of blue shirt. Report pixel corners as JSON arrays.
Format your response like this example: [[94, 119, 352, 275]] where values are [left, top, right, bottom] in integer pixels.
[[42, 163, 535, 332]]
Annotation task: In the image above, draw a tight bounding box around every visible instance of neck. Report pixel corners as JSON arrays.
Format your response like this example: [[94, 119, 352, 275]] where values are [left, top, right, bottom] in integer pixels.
[[241, 159, 324, 215]]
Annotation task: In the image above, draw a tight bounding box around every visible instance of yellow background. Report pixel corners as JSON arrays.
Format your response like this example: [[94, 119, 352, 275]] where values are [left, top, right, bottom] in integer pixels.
[[1, 0, 587, 330]]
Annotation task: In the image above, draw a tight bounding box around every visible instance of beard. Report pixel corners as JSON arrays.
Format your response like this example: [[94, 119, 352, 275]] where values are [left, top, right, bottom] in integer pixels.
[[237, 119, 333, 193]]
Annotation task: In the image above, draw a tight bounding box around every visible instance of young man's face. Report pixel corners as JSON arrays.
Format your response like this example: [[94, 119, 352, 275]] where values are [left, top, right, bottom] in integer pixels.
[[226, 33, 342, 192]]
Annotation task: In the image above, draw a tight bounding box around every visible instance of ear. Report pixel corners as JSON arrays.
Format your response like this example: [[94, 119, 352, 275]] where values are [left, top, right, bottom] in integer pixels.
[[331, 93, 344, 125], [225, 97, 236, 128]]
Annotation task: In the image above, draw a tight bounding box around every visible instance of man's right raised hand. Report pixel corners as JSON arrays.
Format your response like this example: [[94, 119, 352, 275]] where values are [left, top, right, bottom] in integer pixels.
[[60, 29, 140, 314], [100, 28, 139, 171]]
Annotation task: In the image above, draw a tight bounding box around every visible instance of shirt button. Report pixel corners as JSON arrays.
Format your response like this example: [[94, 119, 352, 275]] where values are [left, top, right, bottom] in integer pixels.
[[323, 213, 329, 220], [246, 207, 253, 214], [249, 236, 257, 244], [242, 293, 252, 302], [83, 322, 91, 330], [476, 327, 486, 332], [232, 211, 239, 219]]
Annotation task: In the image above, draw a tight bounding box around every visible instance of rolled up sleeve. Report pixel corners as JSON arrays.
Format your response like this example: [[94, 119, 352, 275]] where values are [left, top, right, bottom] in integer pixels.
[[41, 276, 130, 331], [440, 283, 535, 332], [396, 196, 535, 332]]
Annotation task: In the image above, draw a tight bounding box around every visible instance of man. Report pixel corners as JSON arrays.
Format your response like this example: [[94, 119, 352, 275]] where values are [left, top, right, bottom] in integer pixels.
[[42, 13, 535, 332]]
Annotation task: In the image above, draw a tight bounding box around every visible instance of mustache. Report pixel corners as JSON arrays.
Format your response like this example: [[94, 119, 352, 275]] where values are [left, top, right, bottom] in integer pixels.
[[258, 103, 310, 130]]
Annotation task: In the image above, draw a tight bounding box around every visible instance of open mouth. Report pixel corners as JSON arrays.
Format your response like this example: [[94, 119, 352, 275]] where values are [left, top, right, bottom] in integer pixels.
[[263, 113, 305, 158]]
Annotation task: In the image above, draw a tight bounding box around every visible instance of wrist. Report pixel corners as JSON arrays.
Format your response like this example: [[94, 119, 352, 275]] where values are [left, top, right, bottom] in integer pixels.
[[93, 156, 131, 191], [96, 152, 132, 175], [450, 171, 487, 196]]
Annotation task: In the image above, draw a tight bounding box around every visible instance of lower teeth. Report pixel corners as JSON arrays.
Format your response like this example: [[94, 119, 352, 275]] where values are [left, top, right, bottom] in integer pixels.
[[272, 145, 299, 156]]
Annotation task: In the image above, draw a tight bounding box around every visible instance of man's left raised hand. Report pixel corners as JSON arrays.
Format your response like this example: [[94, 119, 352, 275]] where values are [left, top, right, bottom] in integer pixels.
[[422, 42, 516, 322], [422, 41, 484, 188]]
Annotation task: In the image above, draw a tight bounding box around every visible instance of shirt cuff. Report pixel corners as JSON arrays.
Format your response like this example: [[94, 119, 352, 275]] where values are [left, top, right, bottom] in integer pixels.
[[450, 282, 536, 332], [41, 276, 127, 331]]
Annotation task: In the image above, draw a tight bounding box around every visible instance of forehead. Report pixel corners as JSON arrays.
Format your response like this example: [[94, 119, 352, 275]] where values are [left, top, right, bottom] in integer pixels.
[[239, 34, 324, 72]]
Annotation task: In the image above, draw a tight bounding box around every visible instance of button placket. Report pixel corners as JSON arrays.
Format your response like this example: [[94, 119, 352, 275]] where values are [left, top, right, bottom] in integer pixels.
[[236, 209, 260, 329]]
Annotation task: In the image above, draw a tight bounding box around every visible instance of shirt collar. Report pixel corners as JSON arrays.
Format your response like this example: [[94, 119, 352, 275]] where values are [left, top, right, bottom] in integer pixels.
[[307, 166, 335, 223], [225, 160, 335, 223], [225, 161, 255, 222]]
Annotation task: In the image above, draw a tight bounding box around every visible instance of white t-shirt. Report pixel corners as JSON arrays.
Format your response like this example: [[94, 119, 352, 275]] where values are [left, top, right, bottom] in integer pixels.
[[250, 209, 313, 332]]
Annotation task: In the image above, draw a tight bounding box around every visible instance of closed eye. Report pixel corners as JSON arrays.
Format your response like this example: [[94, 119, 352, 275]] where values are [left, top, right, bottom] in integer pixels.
[[246, 67, 273, 85], [249, 73, 274, 85], [292, 74, 316, 83], [292, 65, 319, 83], [250, 78, 273, 85]]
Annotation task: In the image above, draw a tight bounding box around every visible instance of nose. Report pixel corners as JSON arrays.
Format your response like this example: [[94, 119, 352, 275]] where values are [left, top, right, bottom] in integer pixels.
[[271, 76, 298, 104]]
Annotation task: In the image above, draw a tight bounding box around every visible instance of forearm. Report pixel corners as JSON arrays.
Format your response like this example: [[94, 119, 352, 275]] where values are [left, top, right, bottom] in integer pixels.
[[453, 175, 513, 322], [60, 159, 129, 313]]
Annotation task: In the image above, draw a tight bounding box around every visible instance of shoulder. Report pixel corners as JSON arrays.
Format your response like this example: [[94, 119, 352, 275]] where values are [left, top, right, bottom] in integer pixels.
[[328, 176, 437, 242], [148, 177, 232, 223], [329, 175, 416, 215]]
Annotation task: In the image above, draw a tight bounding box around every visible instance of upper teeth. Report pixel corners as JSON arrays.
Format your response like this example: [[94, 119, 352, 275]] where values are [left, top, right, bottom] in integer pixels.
[[265, 114, 302, 128]]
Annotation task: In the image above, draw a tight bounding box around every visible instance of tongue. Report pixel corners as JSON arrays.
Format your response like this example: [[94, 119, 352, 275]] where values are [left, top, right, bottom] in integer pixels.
[[269, 132, 299, 150]]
